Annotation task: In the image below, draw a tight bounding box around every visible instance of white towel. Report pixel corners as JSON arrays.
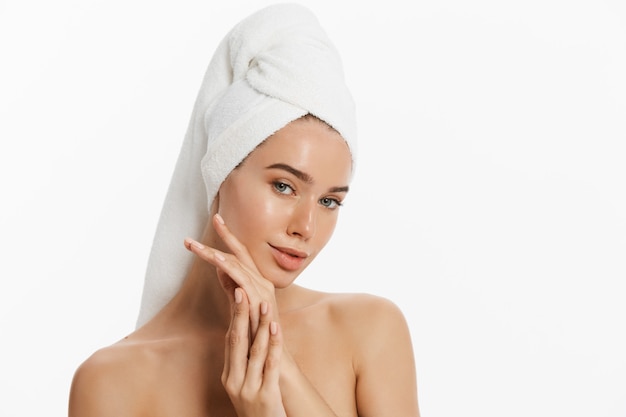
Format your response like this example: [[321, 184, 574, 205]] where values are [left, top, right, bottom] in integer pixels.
[[136, 3, 357, 328]]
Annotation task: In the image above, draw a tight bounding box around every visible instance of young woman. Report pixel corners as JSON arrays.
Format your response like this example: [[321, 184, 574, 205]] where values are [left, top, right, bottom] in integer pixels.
[[69, 4, 420, 417]]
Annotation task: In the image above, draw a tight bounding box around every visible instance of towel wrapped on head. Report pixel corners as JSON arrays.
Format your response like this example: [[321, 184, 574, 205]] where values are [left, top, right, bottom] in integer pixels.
[[136, 3, 357, 328]]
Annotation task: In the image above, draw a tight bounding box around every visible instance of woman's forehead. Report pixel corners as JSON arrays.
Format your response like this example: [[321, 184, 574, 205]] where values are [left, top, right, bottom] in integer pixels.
[[243, 119, 352, 181]]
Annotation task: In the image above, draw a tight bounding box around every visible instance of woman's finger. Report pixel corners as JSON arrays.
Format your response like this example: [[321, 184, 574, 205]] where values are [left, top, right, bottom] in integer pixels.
[[221, 287, 249, 392], [213, 213, 257, 269], [216, 269, 237, 300], [262, 319, 282, 392], [242, 300, 272, 391], [217, 268, 260, 336], [222, 297, 285, 417], [210, 214, 274, 301], [184, 238, 258, 292], [183, 237, 275, 327]]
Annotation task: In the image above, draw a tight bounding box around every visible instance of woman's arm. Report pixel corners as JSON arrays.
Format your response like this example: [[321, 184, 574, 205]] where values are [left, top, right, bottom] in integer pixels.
[[69, 359, 108, 417], [68, 349, 137, 417], [353, 296, 421, 417]]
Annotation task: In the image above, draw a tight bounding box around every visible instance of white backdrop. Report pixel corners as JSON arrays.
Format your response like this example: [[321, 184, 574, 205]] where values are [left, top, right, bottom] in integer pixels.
[[1, 0, 625, 416]]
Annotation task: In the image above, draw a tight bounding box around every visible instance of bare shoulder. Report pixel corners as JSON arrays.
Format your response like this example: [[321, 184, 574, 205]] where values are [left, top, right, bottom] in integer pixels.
[[315, 291, 420, 416], [68, 336, 160, 417], [323, 291, 409, 330], [293, 287, 411, 345]]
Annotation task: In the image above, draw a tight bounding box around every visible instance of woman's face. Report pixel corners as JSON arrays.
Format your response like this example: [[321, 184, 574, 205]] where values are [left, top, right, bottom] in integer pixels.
[[216, 117, 353, 288]]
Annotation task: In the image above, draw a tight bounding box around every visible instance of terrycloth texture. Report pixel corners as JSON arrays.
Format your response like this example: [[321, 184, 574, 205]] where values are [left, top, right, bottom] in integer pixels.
[[136, 3, 357, 328]]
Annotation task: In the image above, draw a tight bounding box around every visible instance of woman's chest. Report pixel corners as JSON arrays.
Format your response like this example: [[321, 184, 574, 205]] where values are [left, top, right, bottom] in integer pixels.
[[149, 315, 359, 417], [281, 310, 359, 415]]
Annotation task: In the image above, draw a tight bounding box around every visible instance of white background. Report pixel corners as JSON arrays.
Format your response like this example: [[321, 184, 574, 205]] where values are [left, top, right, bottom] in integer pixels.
[[1, 0, 625, 416]]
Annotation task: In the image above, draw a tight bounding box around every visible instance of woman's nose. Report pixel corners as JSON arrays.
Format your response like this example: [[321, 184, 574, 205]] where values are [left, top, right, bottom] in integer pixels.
[[287, 198, 316, 240]]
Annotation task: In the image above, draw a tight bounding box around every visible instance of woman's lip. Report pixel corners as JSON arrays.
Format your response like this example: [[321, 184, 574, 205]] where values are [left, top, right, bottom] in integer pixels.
[[270, 244, 308, 258], [269, 245, 308, 271]]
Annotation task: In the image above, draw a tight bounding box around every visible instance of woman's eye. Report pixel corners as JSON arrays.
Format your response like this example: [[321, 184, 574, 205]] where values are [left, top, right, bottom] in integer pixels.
[[320, 197, 342, 209], [273, 181, 294, 195]]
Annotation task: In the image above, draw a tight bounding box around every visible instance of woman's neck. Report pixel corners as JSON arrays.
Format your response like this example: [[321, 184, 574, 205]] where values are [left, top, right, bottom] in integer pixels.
[[156, 253, 232, 332]]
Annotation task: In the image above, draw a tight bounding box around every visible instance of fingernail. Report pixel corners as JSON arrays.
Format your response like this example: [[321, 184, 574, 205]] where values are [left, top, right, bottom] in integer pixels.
[[234, 288, 242, 304], [270, 321, 277, 335], [215, 213, 225, 225], [261, 301, 268, 315], [190, 239, 204, 250]]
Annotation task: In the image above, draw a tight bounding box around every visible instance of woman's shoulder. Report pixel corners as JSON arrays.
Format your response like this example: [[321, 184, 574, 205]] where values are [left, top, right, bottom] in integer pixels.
[[295, 286, 410, 334], [68, 334, 167, 416], [73, 337, 152, 376], [316, 289, 406, 320], [311, 289, 414, 363]]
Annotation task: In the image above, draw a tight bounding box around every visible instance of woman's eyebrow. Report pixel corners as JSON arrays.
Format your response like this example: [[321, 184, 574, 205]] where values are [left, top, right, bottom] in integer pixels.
[[265, 163, 349, 193], [266, 163, 313, 183], [330, 185, 349, 193]]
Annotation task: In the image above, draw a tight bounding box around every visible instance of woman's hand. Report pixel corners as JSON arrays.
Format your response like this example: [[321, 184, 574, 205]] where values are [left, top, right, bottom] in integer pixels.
[[185, 215, 344, 417], [223, 287, 286, 417], [184, 213, 279, 336]]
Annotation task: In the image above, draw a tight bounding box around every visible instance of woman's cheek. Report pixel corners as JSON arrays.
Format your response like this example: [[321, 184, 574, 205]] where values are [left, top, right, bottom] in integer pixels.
[[234, 192, 287, 237], [256, 196, 288, 224]]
